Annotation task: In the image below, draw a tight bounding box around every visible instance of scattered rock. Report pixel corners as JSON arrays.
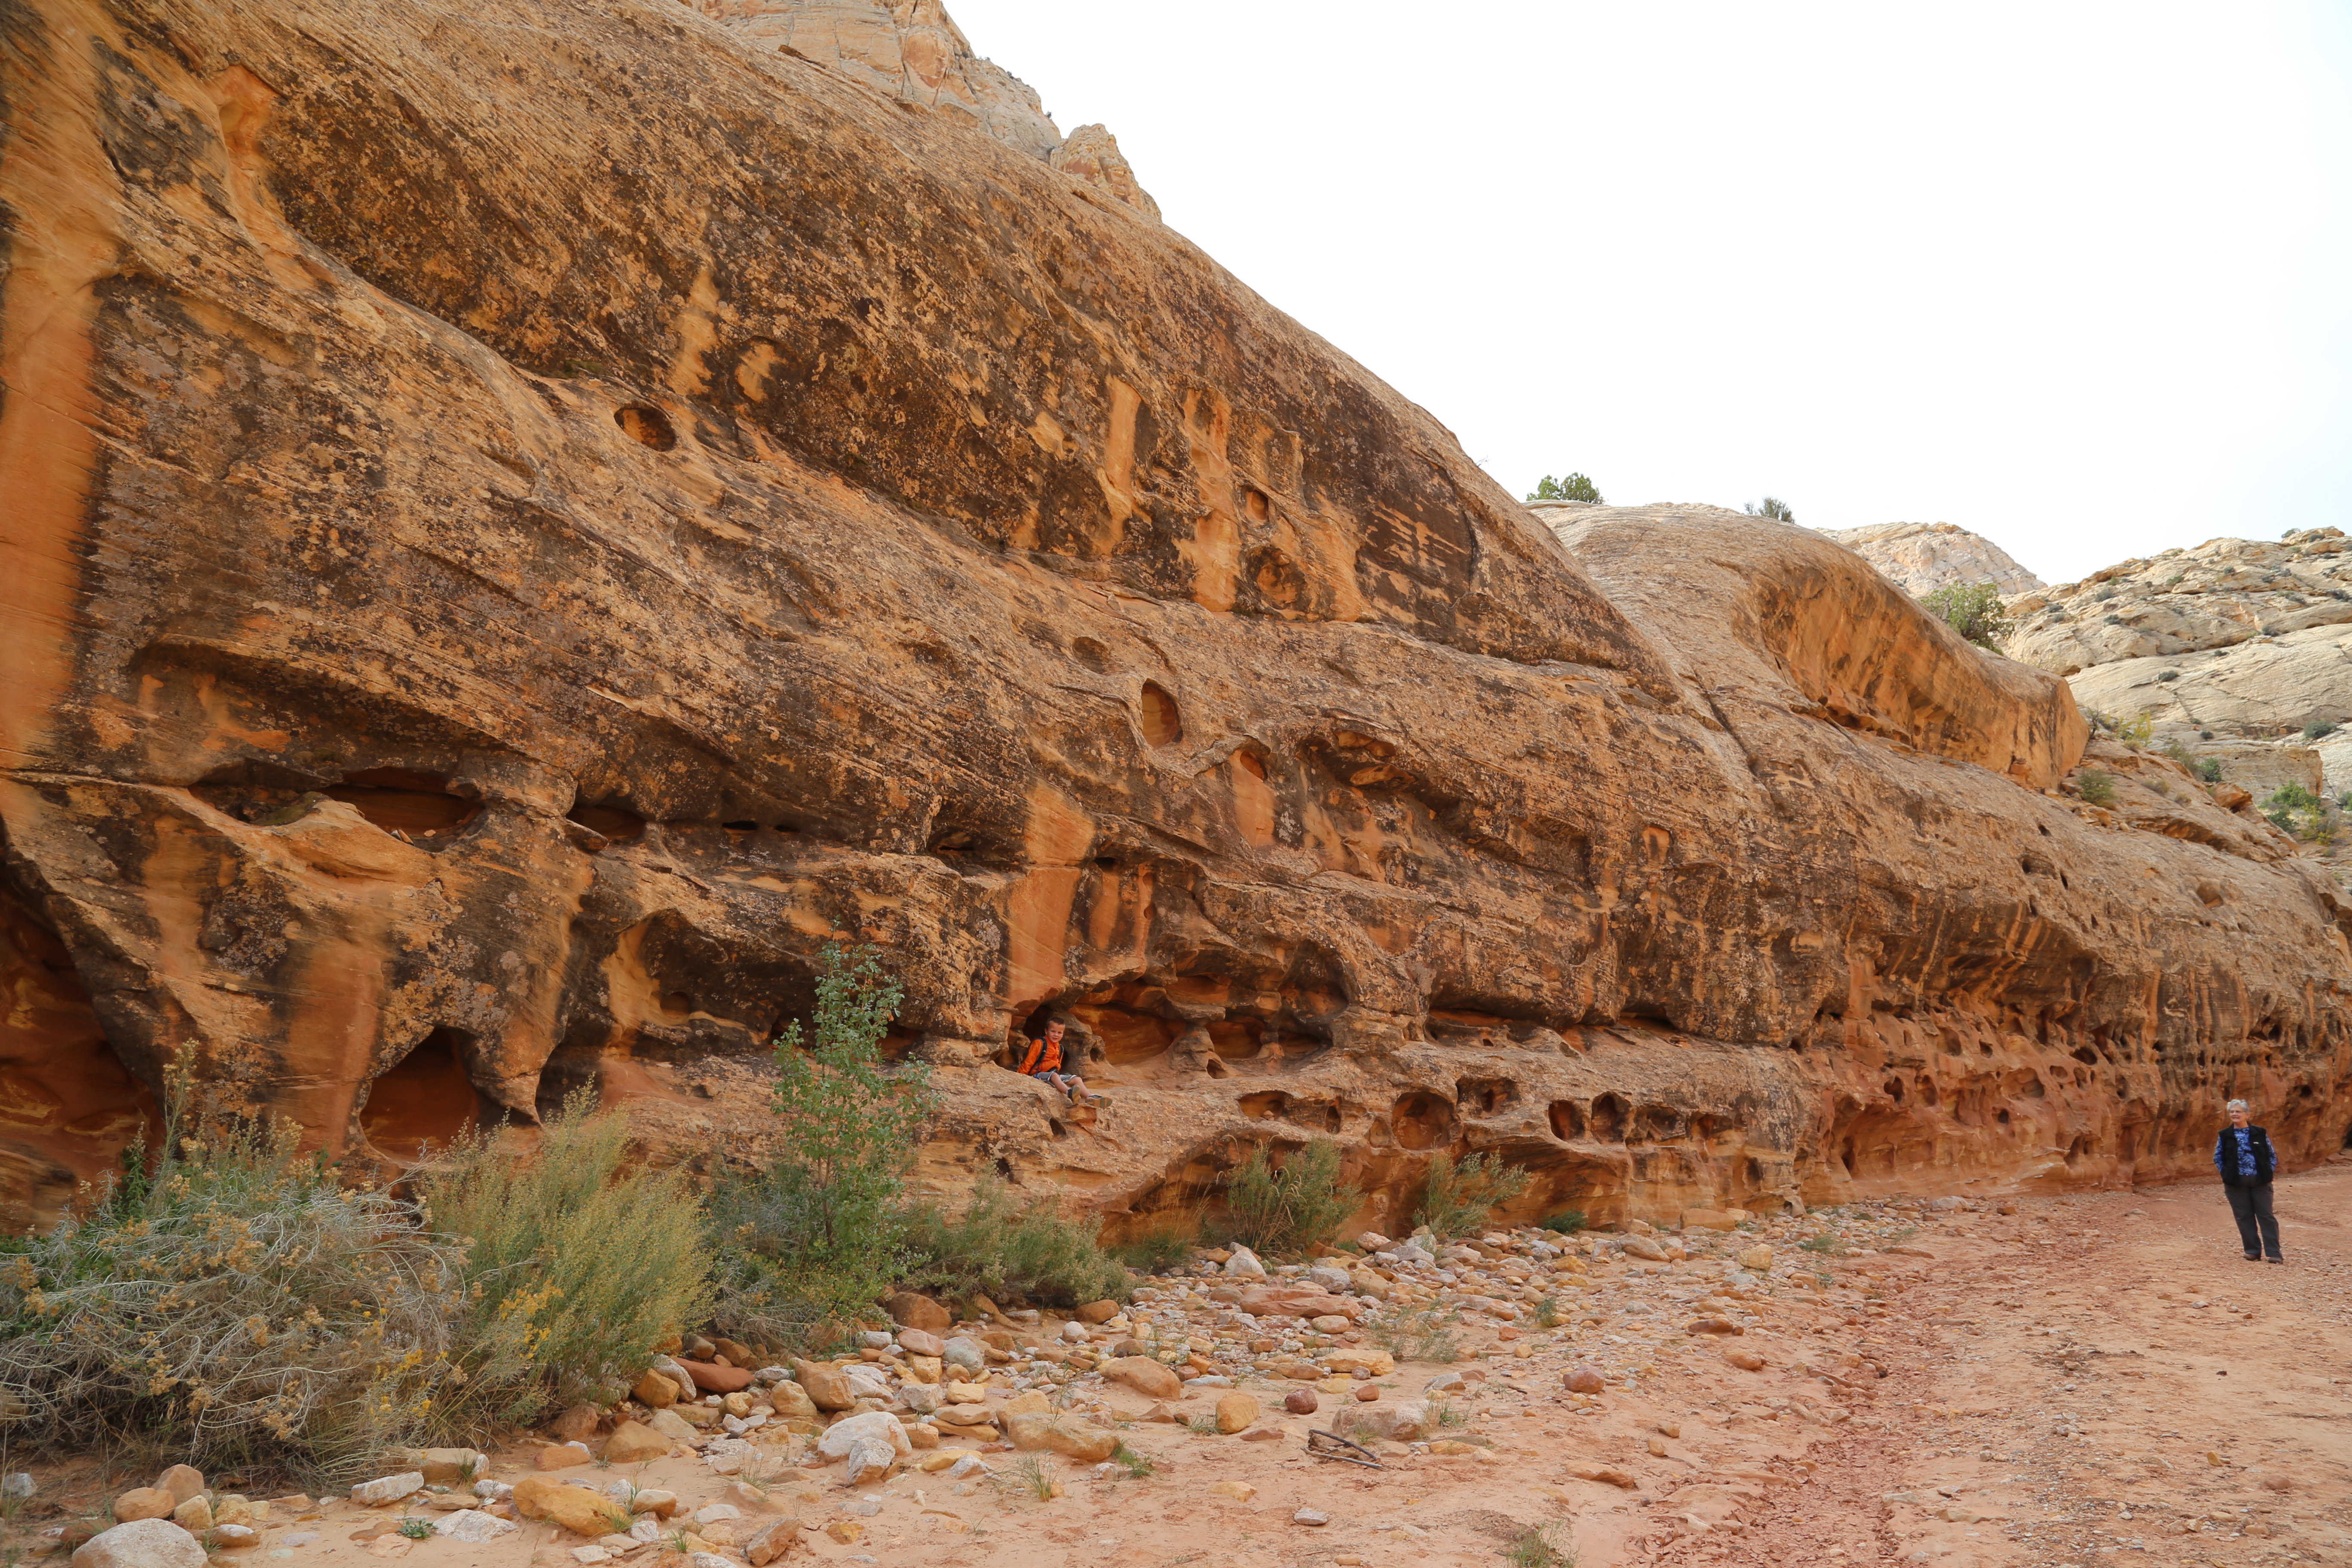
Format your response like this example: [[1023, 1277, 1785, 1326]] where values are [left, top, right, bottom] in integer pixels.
[[1293, 1508, 1330, 1526], [113, 1490, 176, 1525], [1207, 1481, 1257, 1503], [170, 1499, 211, 1534], [204, 1525, 257, 1551], [941, 1337, 986, 1372], [350, 1474, 425, 1507], [1564, 1366, 1607, 1394], [1621, 1235, 1669, 1262], [1338, 1399, 1429, 1443], [680, 1358, 754, 1394], [1357, 1231, 1394, 1251], [895, 1328, 944, 1358], [1354, 1385, 1381, 1403], [1075, 1299, 1121, 1324], [645, 1409, 701, 1443], [1223, 1246, 1268, 1278], [824, 1521, 863, 1545], [1566, 1464, 1638, 1489], [513, 1475, 628, 1538], [1215, 1392, 1260, 1433], [818, 1411, 913, 1463], [1685, 1317, 1742, 1336], [156, 1468, 206, 1505], [1724, 1349, 1767, 1372], [1004, 1412, 1119, 1462], [432, 1512, 515, 1544], [767, 1379, 820, 1422], [1284, 1390, 1319, 1415], [1100, 1356, 1182, 1400], [549, 1405, 603, 1442], [792, 1358, 854, 1410], [744, 1519, 797, 1567], [603, 1422, 670, 1465], [72, 1519, 206, 1568], [632, 1370, 679, 1408], [535, 1442, 594, 1470]]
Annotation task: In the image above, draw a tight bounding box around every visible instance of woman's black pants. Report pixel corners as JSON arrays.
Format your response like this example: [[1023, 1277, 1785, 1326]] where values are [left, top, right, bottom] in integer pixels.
[[2225, 1182, 2281, 1259]]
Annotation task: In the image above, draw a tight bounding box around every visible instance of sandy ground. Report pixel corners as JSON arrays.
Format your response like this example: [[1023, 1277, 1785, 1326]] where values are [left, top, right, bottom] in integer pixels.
[[19, 1164, 2352, 1568]]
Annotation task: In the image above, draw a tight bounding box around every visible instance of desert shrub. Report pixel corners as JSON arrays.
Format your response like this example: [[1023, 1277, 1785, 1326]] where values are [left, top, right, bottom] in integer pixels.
[[899, 1179, 1129, 1308], [1540, 1209, 1588, 1234], [1366, 1302, 1460, 1364], [1507, 1523, 1579, 1568], [2303, 719, 2340, 742], [2196, 757, 2225, 783], [1413, 1152, 1532, 1240], [2262, 782, 2326, 839], [2157, 668, 2180, 682], [1526, 473, 1602, 503], [2075, 769, 2116, 806], [1111, 1216, 1202, 1274], [424, 1093, 710, 1415], [0, 1067, 493, 1481], [713, 943, 934, 1345], [2116, 710, 2155, 748], [1919, 582, 2015, 653], [1741, 496, 1795, 522], [1221, 1139, 1361, 1257]]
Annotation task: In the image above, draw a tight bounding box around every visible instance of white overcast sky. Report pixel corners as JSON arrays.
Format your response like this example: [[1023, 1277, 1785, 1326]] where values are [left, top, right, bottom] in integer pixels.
[[949, 0, 2351, 587]]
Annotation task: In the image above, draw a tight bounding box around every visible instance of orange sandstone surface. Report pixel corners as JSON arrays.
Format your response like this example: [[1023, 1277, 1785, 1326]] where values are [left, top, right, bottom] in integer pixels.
[[0, 0, 2349, 1230]]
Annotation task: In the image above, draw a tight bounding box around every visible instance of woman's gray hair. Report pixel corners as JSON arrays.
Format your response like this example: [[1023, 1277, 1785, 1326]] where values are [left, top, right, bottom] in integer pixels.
[[2226, 1098, 2249, 1113]]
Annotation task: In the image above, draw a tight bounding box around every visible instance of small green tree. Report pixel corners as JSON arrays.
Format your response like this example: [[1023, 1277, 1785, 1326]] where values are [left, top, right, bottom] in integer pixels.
[[712, 943, 933, 1344], [1526, 473, 1603, 504], [1919, 582, 2015, 653], [1742, 496, 1795, 522], [2075, 769, 2116, 806], [1413, 1152, 1532, 1240], [1222, 1139, 1362, 1256]]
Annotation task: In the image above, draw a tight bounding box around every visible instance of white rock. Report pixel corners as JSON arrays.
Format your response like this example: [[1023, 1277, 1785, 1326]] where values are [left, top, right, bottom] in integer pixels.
[[897, 1383, 942, 1414], [689, 1555, 735, 1568], [858, 1330, 894, 1349], [73, 1521, 207, 1568], [207, 1526, 258, 1550], [628, 1520, 663, 1545], [941, 1337, 986, 1371], [1304, 1267, 1352, 1293], [432, 1512, 515, 1544], [1223, 1246, 1267, 1278], [754, 1366, 790, 1383], [349, 1474, 424, 1507], [817, 1410, 913, 1461], [2, 1475, 31, 1501], [570, 1548, 609, 1565], [840, 1438, 896, 1485], [1059, 1321, 1091, 1343], [843, 1368, 893, 1400], [943, 1455, 990, 1480], [1294, 1508, 1331, 1527], [689, 1506, 740, 1527]]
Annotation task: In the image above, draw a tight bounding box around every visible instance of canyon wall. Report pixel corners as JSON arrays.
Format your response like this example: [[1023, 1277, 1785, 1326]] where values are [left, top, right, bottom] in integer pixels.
[[3, 0, 2349, 1234], [1818, 521, 2046, 599]]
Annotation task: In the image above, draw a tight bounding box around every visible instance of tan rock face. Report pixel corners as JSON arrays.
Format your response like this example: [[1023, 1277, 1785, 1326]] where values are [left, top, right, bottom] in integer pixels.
[[1817, 521, 2045, 597], [0, 0, 2347, 1241], [2006, 527, 2352, 804]]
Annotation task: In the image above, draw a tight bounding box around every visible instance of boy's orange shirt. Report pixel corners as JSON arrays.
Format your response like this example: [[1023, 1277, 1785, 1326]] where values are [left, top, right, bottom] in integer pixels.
[[1017, 1034, 1062, 1074]]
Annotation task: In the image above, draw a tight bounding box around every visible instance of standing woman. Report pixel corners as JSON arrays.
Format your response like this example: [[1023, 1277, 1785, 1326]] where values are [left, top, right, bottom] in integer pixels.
[[2213, 1098, 2285, 1264]]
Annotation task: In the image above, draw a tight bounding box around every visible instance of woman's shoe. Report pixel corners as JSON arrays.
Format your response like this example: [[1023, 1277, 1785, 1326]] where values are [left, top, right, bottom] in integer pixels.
[[2263, 1256, 2285, 1264], [2244, 1252, 2262, 1261]]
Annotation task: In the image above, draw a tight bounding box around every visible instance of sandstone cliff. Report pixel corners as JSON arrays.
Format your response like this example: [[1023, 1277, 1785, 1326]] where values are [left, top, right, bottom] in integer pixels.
[[2, 0, 2348, 1237], [2008, 528, 2352, 791], [687, 0, 1161, 219], [1817, 521, 2045, 598]]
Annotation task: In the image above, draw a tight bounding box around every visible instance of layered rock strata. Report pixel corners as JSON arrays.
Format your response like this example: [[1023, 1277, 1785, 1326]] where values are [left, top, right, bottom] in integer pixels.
[[1, 0, 2347, 1234], [1817, 521, 2045, 598], [2009, 527, 2352, 796]]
